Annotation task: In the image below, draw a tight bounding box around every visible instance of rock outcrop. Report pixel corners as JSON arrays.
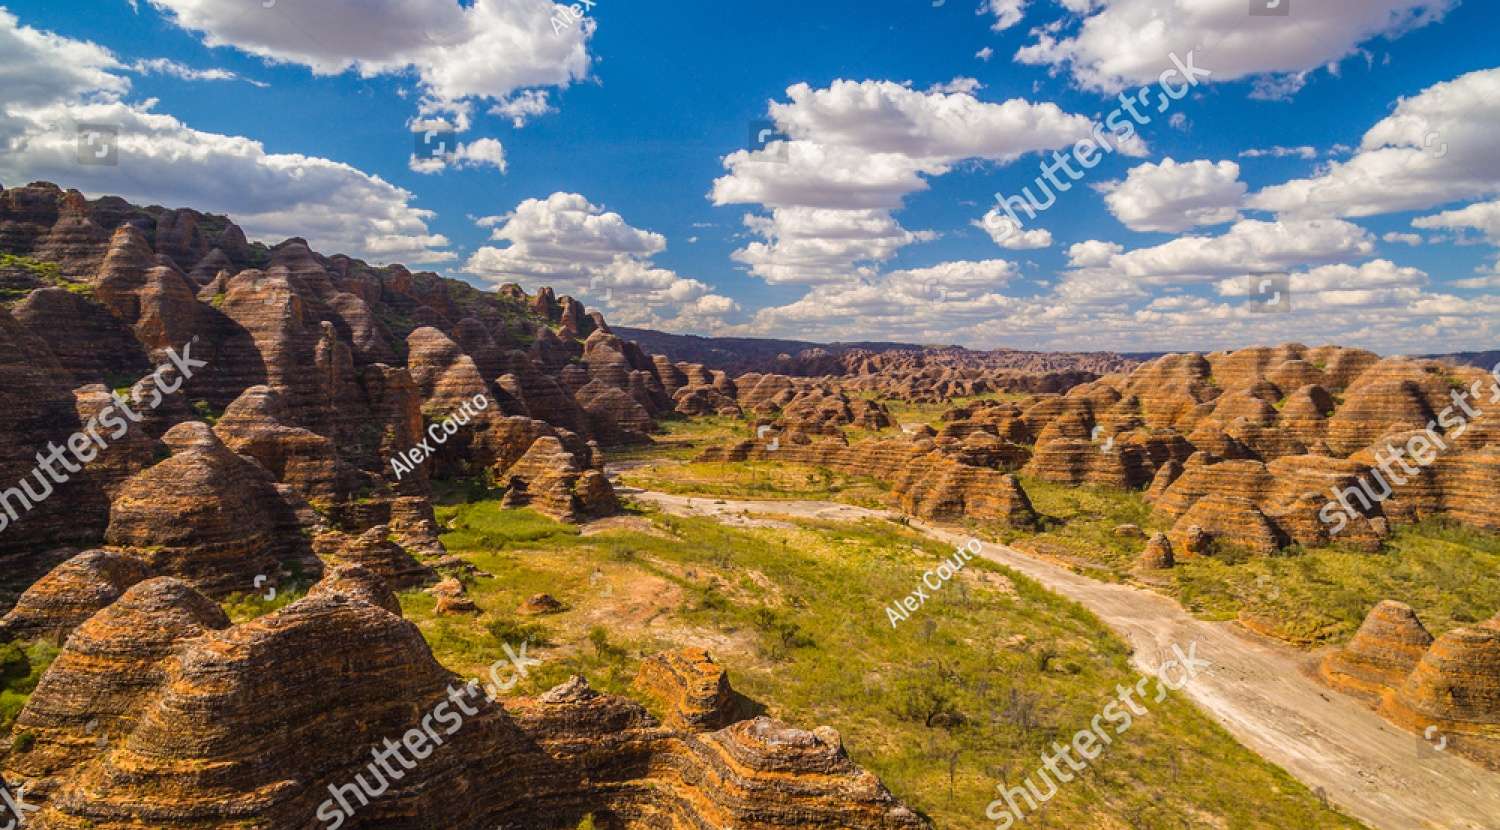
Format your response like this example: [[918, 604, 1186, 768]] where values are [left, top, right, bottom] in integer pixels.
[[212, 384, 347, 506], [700, 437, 1038, 529], [103, 422, 292, 597], [2, 578, 230, 798], [4, 568, 927, 829], [1380, 624, 1500, 770], [0, 550, 152, 643], [1138, 533, 1175, 570], [312, 526, 436, 590], [426, 576, 478, 615], [633, 648, 753, 732], [1, 183, 703, 617], [1319, 600, 1434, 701], [496, 436, 619, 523], [927, 345, 1500, 555]]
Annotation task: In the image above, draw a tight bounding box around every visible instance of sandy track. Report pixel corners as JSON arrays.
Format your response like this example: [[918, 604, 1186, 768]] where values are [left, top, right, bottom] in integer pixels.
[[621, 485, 1500, 830]]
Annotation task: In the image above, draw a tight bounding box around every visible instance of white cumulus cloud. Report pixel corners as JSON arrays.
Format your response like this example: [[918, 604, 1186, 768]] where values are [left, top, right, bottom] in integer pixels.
[[142, 0, 591, 104], [462, 192, 736, 328], [0, 9, 452, 264], [1099, 158, 1246, 233], [1250, 66, 1500, 218], [713, 79, 1115, 289], [1015, 0, 1452, 95], [977, 209, 1053, 249]]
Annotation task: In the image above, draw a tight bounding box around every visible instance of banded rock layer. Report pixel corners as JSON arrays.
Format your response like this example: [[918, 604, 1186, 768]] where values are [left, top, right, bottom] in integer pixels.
[[4, 569, 926, 829], [1318, 600, 1434, 701], [937, 345, 1500, 555], [1319, 601, 1500, 771], [700, 437, 1038, 529]]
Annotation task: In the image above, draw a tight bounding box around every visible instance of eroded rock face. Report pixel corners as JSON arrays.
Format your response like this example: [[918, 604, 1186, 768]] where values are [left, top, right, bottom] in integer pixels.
[[427, 577, 478, 615], [3, 183, 697, 621], [213, 384, 347, 506], [8, 570, 927, 829], [312, 526, 436, 590], [2, 577, 230, 798], [26, 591, 529, 828], [1319, 600, 1434, 701], [774, 387, 894, 434], [1168, 524, 1212, 558], [32, 191, 109, 279], [11, 287, 150, 387], [633, 648, 749, 732], [104, 422, 289, 597], [0, 305, 87, 564], [1381, 625, 1500, 770], [576, 381, 655, 444], [924, 343, 1500, 555], [927, 344, 1500, 555], [496, 436, 619, 523], [673, 383, 743, 417], [700, 437, 1038, 529], [307, 564, 401, 615], [1138, 533, 1174, 570], [688, 717, 926, 828], [0, 550, 152, 643], [388, 496, 447, 559]]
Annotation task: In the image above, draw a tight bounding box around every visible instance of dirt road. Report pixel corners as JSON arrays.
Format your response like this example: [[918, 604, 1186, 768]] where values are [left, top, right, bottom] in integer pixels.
[[621, 485, 1500, 830]]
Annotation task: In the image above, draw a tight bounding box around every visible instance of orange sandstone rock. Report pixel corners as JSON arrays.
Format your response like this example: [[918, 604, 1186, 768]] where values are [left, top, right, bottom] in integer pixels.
[[1380, 625, 1500, 770], [633, 648, 750, 732], [1319, 600, 1434, 701]]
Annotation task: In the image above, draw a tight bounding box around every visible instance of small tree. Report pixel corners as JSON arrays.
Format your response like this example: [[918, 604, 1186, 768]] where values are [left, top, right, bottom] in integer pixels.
[[890, 673, 964, 729]]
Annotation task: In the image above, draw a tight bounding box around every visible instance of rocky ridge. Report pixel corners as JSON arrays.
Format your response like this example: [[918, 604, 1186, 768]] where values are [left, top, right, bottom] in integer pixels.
[[699, 435, 1038, 529], [2, 568, 927, 829], [1320, 600, 1500, 771], [0, 181, 741, 603], [932, 344, 1500, 555], [0, 182, 926, 828]]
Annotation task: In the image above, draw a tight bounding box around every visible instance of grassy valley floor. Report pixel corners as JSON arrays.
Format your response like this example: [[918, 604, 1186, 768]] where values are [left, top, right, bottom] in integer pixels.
[[404, 488, 1363, 829], [617, 419, 1500, 651], [1009, 476, 1500, 647]]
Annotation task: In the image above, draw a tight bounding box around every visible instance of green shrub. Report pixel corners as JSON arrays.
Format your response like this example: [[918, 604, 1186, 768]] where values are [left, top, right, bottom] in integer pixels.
[[0, 640, 60, 735], [587, 626, 625, 659], [487, 617, 550, 647]]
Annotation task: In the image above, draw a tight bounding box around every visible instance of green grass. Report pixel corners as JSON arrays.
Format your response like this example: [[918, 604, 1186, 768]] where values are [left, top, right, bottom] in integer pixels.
[[434, 499, 582, 552], [1172, 519, 1500, 645], [192, 399, 223, 426], [220, 582, 310, 624], [1011, 477, 1500, 647], [408, 490, 1362, 829], [0, 252, 62, 282], [1002, 476, 1167, 582], [866, 392, 1027, 428], [605, 415, 750, 463], [618, 460, 890, 507], [0, 253, 94, 301], [1, 639, 60, 743], [0, 252, 93, 297]]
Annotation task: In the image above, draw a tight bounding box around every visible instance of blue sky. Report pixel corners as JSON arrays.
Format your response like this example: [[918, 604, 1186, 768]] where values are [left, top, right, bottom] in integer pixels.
[[1, 0, 1497, 353]]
